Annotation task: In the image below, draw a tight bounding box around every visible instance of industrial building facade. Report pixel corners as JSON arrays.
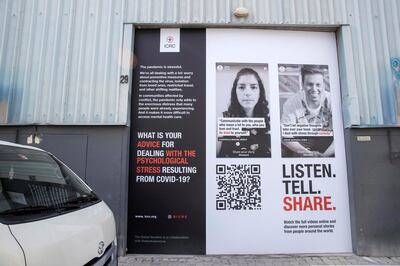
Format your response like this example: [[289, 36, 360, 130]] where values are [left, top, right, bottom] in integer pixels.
[[1, 0, 400, 256]]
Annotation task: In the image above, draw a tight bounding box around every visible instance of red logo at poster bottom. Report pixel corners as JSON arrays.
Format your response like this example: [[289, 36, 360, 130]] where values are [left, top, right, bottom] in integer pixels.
[[168, 214, 188, 220]]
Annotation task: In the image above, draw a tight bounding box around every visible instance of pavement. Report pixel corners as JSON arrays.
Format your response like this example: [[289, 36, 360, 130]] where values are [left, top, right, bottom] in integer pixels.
[[119, 254, 400, 265]]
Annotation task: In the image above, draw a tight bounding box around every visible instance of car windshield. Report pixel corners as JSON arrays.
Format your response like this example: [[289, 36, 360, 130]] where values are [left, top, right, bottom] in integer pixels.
[[0, 144, 99, 223]]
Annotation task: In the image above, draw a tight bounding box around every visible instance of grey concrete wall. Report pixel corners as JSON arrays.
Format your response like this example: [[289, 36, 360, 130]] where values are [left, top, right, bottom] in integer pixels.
[[345, 128, 400, 256], [0, 126, 130, 256]]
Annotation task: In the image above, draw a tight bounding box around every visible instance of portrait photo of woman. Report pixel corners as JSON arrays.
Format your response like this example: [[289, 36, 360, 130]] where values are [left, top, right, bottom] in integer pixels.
[[216, 64, 271, 158]]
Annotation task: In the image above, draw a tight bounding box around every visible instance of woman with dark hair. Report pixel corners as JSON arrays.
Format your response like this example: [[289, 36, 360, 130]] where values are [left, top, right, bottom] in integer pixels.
[[217, 68, 271, 157]]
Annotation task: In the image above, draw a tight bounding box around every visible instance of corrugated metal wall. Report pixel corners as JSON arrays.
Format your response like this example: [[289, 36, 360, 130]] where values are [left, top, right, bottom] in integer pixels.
[[1, 0, 400, 126], [125, 0, 349, 25], [0, 0, 126, 125]]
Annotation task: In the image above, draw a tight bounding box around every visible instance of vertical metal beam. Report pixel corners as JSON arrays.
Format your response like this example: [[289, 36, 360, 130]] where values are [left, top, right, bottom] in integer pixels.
[[116, 23, 134, 255], [118, 24, 134, 126], [337, 26, 360, 127]]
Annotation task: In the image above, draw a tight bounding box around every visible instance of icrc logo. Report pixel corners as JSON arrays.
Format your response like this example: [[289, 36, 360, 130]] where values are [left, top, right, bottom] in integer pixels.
[[160, 28, 180, 52], [164, 35, 176, 48]]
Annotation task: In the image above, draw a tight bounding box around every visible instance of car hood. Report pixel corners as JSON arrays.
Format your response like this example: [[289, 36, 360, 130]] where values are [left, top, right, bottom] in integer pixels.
[[9, 201, 116, 266], [0, 223, 25, 266]]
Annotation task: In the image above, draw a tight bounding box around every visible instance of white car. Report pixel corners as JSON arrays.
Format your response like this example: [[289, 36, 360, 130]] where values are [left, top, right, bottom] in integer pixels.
[[0, 141, 117, 266]]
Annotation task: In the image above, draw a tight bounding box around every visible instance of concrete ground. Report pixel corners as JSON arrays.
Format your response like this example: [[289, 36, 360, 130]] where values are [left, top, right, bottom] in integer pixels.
[[119, 254, 400, 265]]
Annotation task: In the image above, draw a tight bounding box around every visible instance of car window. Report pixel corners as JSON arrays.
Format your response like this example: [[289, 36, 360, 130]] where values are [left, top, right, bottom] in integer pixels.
[[0, 144, 99, 224]]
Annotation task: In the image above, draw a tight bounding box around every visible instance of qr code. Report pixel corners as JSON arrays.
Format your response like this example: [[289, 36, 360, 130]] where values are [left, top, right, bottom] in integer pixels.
[[216, 164, 261, 210]]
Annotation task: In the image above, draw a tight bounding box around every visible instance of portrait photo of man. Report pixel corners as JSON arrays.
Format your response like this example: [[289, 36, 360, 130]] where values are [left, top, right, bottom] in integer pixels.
[[279, 64, 334, 157]]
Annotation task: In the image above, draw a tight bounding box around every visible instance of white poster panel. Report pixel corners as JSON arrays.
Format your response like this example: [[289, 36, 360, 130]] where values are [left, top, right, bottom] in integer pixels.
[[206, 29, 351, 254]]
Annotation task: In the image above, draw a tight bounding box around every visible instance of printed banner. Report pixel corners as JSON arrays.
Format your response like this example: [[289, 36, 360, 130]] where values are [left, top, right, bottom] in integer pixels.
[[206, 29, 351, 254], [128, 28, 351, 255], [128, 29, 206, 254]]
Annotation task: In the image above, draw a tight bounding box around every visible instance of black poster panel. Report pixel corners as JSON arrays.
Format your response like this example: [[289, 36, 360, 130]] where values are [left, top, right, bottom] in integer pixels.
[[128, 29, 206, 254]]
